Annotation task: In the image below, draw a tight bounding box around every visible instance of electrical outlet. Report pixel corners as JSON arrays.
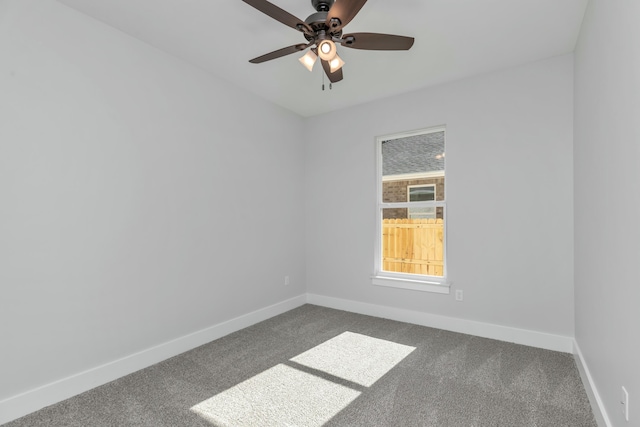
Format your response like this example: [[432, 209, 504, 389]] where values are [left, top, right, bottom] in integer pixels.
[[622, 386, 629, 421], [455, 290, 463, 301], [284, 276, 290, 286]]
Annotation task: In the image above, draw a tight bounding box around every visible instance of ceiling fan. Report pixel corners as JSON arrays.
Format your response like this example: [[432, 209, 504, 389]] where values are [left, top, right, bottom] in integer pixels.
[[241, 0, 415, 83]]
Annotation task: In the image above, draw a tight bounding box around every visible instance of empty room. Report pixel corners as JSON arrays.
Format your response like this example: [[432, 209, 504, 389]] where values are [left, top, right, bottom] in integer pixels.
[[1, 0, 638, 426]]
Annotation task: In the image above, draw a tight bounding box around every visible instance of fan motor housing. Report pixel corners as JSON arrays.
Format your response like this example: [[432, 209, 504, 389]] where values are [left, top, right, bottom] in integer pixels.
[[304, 12, 327, 30], [304, 11, 342, 40]]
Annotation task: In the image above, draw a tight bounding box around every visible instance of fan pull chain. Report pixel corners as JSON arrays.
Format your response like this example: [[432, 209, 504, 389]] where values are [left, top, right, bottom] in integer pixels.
[[321, 72, 332, 91]]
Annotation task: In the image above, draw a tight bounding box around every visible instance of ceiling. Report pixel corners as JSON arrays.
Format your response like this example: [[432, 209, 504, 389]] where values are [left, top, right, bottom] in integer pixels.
[[56, 0, 588, 117]]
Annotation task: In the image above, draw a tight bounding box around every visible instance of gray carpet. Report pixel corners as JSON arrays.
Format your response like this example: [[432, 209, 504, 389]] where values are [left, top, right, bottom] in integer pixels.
[[5, 304, 597, 426]]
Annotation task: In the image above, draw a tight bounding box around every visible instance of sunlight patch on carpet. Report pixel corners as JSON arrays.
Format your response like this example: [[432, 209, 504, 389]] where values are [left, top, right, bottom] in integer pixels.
[[291, 331, 416, 387], [190, 363, 361, 427]]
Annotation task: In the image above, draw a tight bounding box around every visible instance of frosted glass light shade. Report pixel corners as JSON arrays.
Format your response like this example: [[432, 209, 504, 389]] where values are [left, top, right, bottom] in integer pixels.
[[329, 54, 345, 73], [317, 40, 337, 61], [298, 50, 317, 72]]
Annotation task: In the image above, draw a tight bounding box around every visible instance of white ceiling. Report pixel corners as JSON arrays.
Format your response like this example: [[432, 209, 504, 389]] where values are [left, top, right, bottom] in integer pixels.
[[56, 0, 588, 117]]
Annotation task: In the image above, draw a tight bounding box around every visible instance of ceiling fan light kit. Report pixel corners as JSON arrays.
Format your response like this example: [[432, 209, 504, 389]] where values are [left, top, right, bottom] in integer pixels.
[[241, 0, 414, 84]]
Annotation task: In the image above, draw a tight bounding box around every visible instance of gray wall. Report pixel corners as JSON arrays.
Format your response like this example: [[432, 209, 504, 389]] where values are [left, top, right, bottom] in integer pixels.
[[0, 0, 306, 401], [574, 0, 640, 425], [304, 54, 575, 337]]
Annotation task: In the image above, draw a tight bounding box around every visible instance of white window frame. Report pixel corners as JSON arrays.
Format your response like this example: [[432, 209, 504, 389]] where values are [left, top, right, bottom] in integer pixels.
[[372, 126, 449, 294], [407, 184, 436, 219]]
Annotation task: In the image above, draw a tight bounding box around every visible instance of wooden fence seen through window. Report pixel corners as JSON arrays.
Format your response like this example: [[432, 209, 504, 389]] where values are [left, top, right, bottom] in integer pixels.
[[382, 218, 444, 276]]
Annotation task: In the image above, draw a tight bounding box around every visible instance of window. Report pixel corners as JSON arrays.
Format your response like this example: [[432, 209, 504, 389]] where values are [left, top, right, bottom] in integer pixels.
[[373, 127, 448, 293], [408, 185, 436, 219]]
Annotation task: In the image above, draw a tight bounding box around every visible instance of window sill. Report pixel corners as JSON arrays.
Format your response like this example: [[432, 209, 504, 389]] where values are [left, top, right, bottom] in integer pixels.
[[371, 274, 450, 294]]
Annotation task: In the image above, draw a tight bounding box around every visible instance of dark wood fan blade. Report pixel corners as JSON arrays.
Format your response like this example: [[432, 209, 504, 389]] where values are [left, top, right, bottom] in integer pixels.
[[242, 0, 312, 34], [325, 0, 367, 32], [341, 32, 415, 50], [249, 44, 308, 63], [321, 59, 344, 83]]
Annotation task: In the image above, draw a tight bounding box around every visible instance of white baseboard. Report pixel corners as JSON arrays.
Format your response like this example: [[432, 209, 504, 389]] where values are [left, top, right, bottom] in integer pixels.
[[306, 293, 574, 353], [0, 294, 307, 425], [573, 340, 612, 427]]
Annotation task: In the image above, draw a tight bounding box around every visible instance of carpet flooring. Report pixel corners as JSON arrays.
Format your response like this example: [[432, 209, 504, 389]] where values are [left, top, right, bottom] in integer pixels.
[[5, 304, 597, 426]]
